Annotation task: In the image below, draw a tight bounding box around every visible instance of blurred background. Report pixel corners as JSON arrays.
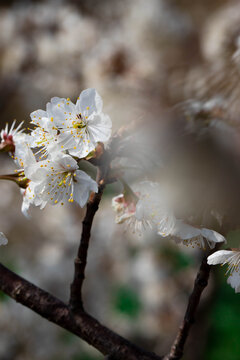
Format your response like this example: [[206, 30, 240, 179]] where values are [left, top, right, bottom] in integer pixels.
[[1, 0, 240, 359]]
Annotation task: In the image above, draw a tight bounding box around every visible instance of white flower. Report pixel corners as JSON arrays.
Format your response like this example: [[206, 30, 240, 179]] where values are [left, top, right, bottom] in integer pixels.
[[112, 181, 171, 234], [21, 181, 47, 218], [208, 250, 240, 293], [0, 120, 31, 159], [30, 88, 112, 159], [112, 194, 137, 224], [1, 120, 23, 147], [166, 220, 226, 249], [15, 145, 47, 217], [0, 232, 8, 246], [135, 196, 175, 235], [112, 181, 226, 247], [25, 152, 98, 207]]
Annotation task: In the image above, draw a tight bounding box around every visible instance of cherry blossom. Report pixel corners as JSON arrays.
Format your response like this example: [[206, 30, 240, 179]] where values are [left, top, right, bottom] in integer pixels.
[[24, 152, 98, 207], [208, 250, 240, 292], [0, 120, 31, 159], [30, 88, 112, 159]]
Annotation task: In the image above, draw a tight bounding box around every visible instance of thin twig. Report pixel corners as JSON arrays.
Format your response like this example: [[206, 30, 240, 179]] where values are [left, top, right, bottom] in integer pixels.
[[164, 251, 214, 360], [69, 180, 105, 311], [0, 263, 162, 360], [69, 141, 112, 311]]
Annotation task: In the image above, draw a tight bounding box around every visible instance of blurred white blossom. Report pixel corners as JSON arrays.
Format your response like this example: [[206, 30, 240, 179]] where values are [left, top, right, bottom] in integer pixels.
[[113, 181, 226, 248], [0, 232, 8, 246]]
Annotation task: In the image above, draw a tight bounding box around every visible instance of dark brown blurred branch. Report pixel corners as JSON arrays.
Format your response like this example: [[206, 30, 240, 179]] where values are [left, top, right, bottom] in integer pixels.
[[0, 263, 162, 360], [164, 249, 215, 360]]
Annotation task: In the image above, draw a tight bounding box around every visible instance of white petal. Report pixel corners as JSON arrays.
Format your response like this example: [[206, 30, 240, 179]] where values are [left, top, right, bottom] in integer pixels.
[[0, 232, 8, 245], [172, 221, 201, 239], [68, 142, 95, 158], [50, 152, 78, 171], [73, 170, 98, 207], [87, 113, 112, 143], [46, 97, 75, 125], [201, 228, 226, 244], [24, 150, 48, 182], [227, 270, 240, 293], [30, 109, 47, 124], [14, 141, 31, 167], [207, 250, 234, 265], [21, 196, 31, 218], [157, 214, 176, 237], [77, 88, 103, 115]]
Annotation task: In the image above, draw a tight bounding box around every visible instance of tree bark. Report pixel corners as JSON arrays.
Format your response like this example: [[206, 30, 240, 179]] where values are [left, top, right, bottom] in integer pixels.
[[0, 263, 162, 360]]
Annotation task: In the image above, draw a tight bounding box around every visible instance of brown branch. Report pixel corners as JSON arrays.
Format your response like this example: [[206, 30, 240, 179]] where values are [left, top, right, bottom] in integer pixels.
[[69, 142, 113, 311], [0, 263, 162, 360], [164, 251, 213, 360], [69, 144, 110, 310], [69, 180, 105, 311]]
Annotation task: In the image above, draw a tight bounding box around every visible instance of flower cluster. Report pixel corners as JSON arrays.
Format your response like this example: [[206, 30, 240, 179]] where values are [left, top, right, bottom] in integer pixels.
[[112, 181, 226, 249], [1, 89, 236, 296], [1, 89, 112, 216]]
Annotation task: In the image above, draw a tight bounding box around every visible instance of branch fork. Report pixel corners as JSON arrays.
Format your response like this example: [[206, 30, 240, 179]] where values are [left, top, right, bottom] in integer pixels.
[[0, 131, 217, 360]]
